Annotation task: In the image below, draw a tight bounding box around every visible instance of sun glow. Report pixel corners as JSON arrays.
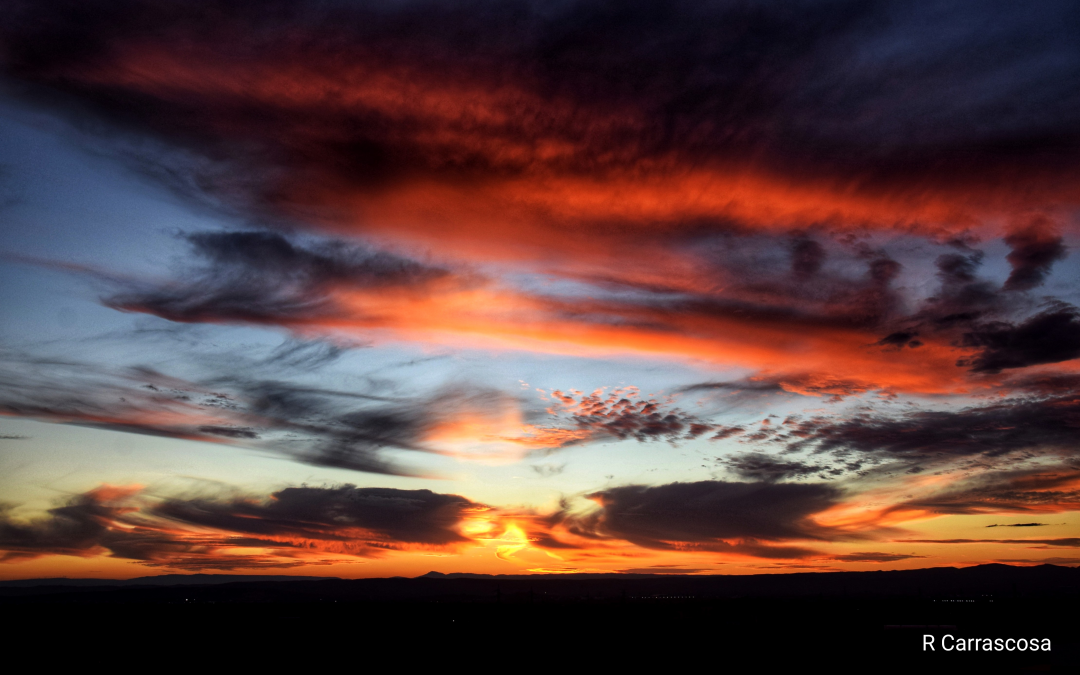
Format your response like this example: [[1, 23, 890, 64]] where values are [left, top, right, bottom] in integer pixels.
[[495, 523, 531, 561]]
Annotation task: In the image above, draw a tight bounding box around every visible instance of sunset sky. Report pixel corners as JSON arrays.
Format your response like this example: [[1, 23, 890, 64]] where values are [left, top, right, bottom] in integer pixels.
[[1, 0, 1079, 579]]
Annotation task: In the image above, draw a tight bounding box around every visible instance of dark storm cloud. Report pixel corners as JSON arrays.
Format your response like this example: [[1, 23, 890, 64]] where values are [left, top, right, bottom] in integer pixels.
[[864, 246, 1012, 359], [855, 245, 1005, 358], [905, 249, 1005, 330], [107, 231, 449, 325], [784, 391, 1080, 461], [790, 238, 825, 278], [676, 235, 911, 332], [0, 484, 485, 567], [937, 251, 983, 286], [986, 523, 1048, 528], [958, 305, 1080, 373], [198, 425, 258, 439], [0, 488, 128, 561], [875, 331, 921, 350], [0, 486, 300, 568], [1003, 219, 1069, 291], [8, 388, 258, 448], [709, 369, 1080, 481], [154, 484, 483, 546], [570, 480, 844, 551], [3, 0, 1078, 187], [859, 241, 1076, 374], [232, 376, 428, 455], [680, 380, 787, 395], [721, 452, 858, 482]]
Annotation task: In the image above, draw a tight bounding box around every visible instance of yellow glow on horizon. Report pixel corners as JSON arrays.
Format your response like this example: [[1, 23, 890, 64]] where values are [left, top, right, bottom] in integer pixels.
[[495, 523, 530, 561]]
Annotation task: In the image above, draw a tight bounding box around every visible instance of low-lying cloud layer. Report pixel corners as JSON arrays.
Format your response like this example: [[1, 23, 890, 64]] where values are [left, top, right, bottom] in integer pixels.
[[0, 484, 486, 569], [0, 479, 878, 568]]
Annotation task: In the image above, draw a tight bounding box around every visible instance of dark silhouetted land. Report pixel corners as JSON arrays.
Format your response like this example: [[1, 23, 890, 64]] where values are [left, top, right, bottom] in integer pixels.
[[3, 564, 1075, 671]]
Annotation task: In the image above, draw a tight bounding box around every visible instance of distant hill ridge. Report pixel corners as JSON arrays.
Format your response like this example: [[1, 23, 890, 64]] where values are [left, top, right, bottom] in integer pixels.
[[0, 573, 336, 588], [2, 563, 1077, 592]]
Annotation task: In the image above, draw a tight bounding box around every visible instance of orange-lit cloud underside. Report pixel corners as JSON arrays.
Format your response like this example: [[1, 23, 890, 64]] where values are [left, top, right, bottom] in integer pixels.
[[84, 48, 1080, 249], [3, 474, 1078, 577], [109, 274, 976, 395], [63, 48, 1074, 396]]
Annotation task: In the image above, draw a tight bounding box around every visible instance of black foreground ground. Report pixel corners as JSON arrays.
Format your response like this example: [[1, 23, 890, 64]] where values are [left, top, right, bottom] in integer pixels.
[[2, 563, 1076, 672]]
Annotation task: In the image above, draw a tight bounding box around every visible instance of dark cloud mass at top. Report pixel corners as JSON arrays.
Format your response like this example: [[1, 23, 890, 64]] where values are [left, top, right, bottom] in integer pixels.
[[1, 0, 1079, 204]]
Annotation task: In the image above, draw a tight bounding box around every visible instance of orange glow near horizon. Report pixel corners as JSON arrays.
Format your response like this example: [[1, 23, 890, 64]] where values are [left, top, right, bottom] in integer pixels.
[[2, 482, 1077, 580]]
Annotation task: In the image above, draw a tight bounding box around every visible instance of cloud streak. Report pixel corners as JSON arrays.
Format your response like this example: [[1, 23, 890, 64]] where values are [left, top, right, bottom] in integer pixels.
[[5, 0, 1080, 238], [516, 480, 854, 560], [0, 347, 523, 476], [0, 479, 893, 568], [0, 484, 487, 569]]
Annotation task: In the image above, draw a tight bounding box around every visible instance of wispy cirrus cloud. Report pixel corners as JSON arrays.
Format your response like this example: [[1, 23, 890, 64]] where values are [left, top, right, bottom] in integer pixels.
[[0, 345, 523, 476], [826, 552, 927, 563], [106, 230, 454, 326], [778, 392, 1080, 464], [897, 538, 1080, 547], [985, 522, 1050, 528], [887, 469, 1080, 517]]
